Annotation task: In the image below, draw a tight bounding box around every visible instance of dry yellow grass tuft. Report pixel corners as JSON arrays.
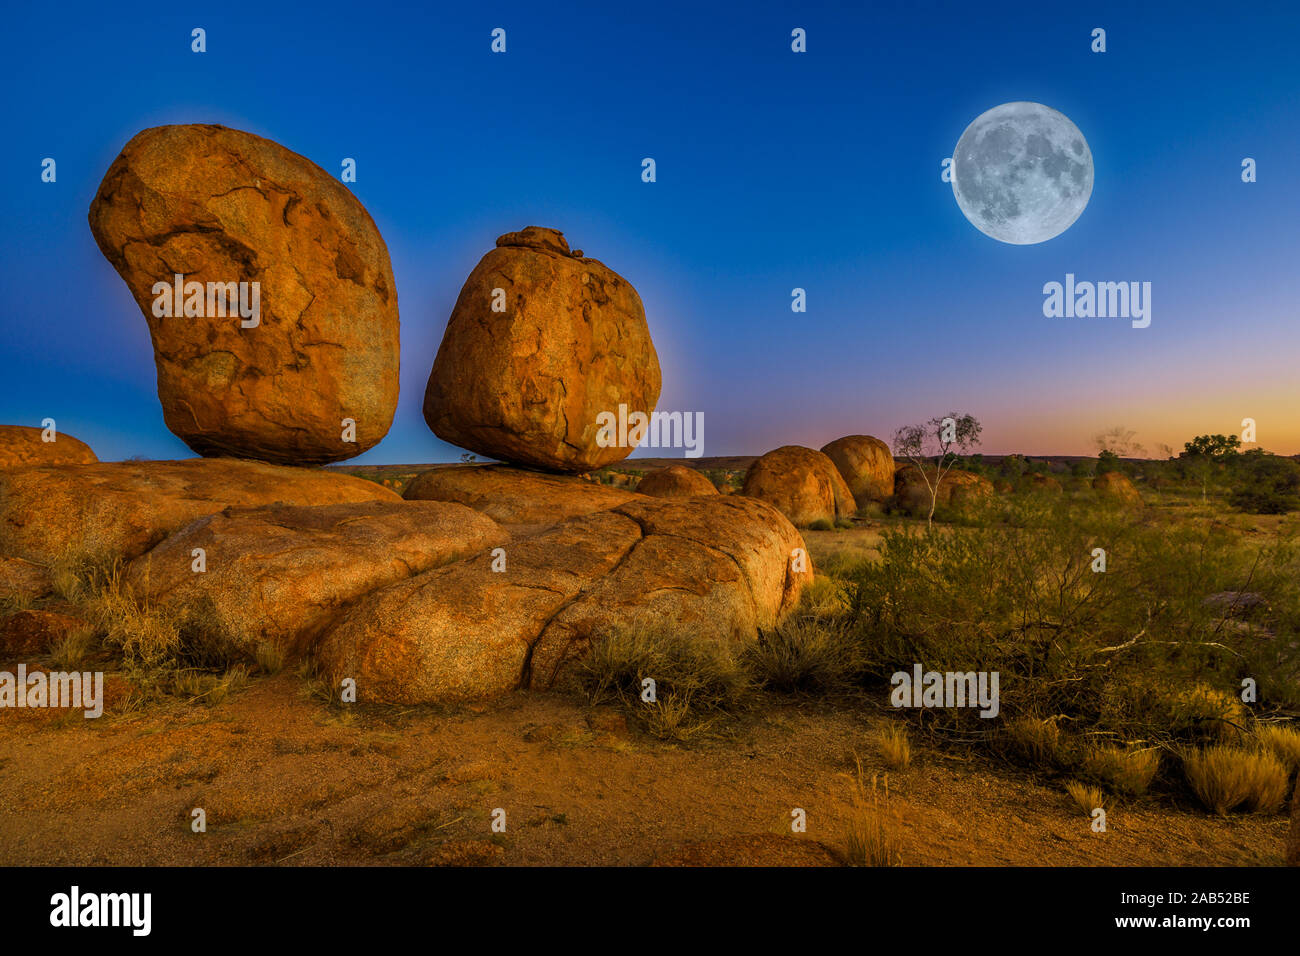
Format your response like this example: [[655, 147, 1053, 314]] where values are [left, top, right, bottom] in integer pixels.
[[1065, 780, 1109, 817], [1081, 744, 1160, 796], [48, 625, 98, 671], [842, 756, 902, 866], [1003, 716, 1067, 769], [1254, 723, 1300, 772], [873, 722, 911, 771], [1183, 745, 1289, 815]]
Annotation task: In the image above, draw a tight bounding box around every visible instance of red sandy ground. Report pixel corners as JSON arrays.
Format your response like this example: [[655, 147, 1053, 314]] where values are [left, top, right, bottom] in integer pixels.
[[0, 676, 1285, 866]]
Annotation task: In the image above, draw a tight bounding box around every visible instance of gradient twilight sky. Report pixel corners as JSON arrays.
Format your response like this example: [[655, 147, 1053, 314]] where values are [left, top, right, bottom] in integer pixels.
[[2, 1, 1298, 464]]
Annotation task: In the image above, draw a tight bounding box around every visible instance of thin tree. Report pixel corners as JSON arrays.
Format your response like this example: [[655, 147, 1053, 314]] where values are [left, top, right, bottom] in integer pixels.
[[892, 414, 983, 530], [1180, 434, 1241, 503]]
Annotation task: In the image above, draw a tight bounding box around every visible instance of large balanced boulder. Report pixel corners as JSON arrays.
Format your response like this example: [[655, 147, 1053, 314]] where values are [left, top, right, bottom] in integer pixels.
[[894, 465, 994, 515], [0, 458, 399, 567], [422, 227, 661, 472], [126, 501, 506, 659], [315, 495, 812, 704], [636, 465, 718, 498], [740, 446, 856, 527], [1093, 471, 1143, 506], [403, 464, 643, 527], [820, 435, 894, 508], [0, 425, 97, 468], [87, 124, 399, 465]]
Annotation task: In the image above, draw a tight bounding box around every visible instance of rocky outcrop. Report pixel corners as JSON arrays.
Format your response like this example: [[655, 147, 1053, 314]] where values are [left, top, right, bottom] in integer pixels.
[[0, 426, 97, 468], [1022, 473, 1064, 494], [1093, 471, 1143, 506], [894, 465, 994, 515], [403, 464, 643, 527], [126, 501, 506, 659], [635, 465, 718, 498], [0, 558, 53, 603], [0, 458, 399, 567], [740, 446, 857, 526], [820, 435, 894, 508], [0, 609, 91, 657], [87, 124, 399, 465], [422, 227, 661, 472], [315, 495, 811, 704]]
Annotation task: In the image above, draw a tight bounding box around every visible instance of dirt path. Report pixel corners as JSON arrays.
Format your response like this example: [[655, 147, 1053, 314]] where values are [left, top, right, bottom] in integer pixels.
[[0, 676, 1285, 866]]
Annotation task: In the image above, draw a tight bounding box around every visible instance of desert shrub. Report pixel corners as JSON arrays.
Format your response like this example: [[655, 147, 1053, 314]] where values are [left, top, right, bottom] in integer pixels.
[[85, 564, 182, 666], [840, 497, 1300, 757], [1001, 716, 1070, 770], [1229, 452, 1300, 514], [745, 618, 862, 693], [1253, 723, 1300, 771], [1182, 746, 1289, 814], [1080, 745, 1160, 796], [799, 575, 847, 617], [172, 664, 250, 707], [806, 519, 834, 531], [49, 626, 98, 671], [579, 621, 750, 740]]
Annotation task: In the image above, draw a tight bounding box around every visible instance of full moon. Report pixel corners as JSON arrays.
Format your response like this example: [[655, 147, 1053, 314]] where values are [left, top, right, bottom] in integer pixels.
[[951, 102, 1093, 244]]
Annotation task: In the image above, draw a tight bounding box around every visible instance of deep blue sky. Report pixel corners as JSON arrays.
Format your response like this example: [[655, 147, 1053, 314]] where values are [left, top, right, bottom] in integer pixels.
[[3, 0, 1298, 462]]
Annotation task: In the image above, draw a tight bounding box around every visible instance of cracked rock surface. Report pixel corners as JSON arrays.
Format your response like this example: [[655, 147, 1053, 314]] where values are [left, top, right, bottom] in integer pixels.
[[422, 226, 661, 473], [127, 501, 508, 659], [0, 458, 400, 567], [87, 124, 399, 465], [402, 463, 644, 527], [315, 495, 811, 704]]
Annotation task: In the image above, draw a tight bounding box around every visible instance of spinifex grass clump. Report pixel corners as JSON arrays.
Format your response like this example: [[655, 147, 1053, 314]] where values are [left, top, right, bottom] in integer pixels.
[[579, 619, 751, 741], [744, 617, 864, 693], [1182, 746, 1289, 814], [838, 497, 1300, 802]]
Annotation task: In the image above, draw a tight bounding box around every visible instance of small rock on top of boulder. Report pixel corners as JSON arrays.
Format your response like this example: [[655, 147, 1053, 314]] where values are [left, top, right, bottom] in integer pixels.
[[87, 124, 399, 465], [0, 458, 399, 567], [0, 425, 97, 468], [315, 494, 811, 704], [820, 435, 894, 508], [740, 445, 857, 527], [403, 464, 643, 528], [422, 227, 661, 473], [635, 465, 718, 498], [127, 500, 507, 660]]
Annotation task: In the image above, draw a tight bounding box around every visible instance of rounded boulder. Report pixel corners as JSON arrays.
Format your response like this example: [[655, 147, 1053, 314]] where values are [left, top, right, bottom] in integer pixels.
[[740, 445, 857, 527], [422, 227, 661, 473], [636, 465, 718, 498], [87, 124, 400, 465], [820, 435, 894, 508]]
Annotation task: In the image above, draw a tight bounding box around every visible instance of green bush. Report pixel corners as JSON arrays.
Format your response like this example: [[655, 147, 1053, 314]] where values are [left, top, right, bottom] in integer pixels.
[[840, 498, 1300, 743]]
